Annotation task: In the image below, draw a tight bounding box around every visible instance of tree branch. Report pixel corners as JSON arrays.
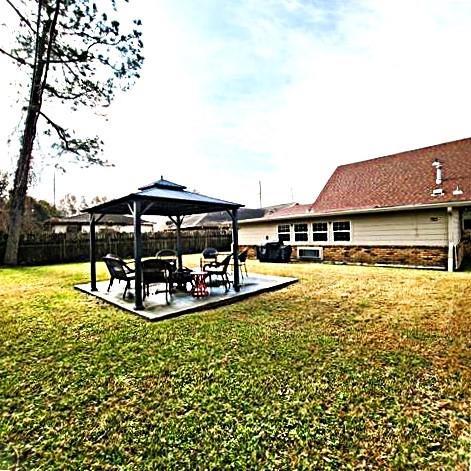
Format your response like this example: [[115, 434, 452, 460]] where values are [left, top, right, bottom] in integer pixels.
[[5, 0, 35, 33], [44, 84, 87, 100], [39, 111, 68, 144], [0, 46, 32, 66]]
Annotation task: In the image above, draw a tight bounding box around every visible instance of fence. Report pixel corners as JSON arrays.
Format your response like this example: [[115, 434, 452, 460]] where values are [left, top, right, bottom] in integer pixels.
[[0, 229, 232, 266]]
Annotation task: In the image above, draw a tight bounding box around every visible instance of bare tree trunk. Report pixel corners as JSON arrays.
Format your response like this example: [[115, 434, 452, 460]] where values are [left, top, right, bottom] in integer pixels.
[[4, 22, 50, 265], [4, 5, 58, 265]]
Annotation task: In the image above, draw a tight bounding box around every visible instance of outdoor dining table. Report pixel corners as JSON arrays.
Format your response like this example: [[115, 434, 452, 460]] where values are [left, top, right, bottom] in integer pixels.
[[191, 270, 209, 298]]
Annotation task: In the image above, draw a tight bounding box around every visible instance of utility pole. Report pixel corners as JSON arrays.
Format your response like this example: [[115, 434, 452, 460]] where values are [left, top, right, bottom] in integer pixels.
[[53, 170, 56, 208], [258, 180, 262, 208]]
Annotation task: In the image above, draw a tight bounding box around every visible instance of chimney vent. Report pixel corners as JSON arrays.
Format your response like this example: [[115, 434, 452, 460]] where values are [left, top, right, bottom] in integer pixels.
[[452, 185, 463, 196], [432, 159, 443, 185]]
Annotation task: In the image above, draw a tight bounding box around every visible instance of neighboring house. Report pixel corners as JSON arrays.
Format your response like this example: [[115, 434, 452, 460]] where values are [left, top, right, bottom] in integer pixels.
[[239, 137, 471, 271], [45, 214, 154, 234], [165, 204, 295, 230]]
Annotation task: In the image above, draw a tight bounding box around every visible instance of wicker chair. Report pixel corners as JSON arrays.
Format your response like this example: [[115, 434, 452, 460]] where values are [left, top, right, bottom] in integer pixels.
[[201, 247, 218, 268], [155, 249, 178, 271], [102, 254, 136, 299], [203, 254, 232, 292], [230, 249, 249, 279], [142, 259, 173, 304]]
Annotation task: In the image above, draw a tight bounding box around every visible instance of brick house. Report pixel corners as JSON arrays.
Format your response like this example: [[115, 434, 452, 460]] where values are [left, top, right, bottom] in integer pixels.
[[239, 138, 471, 271]]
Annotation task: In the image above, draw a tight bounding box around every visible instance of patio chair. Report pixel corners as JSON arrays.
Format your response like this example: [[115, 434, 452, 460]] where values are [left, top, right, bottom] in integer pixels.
[[142, 259, 173, 304], [102, 254, 136, 299], [155, 249, 177, 271], [156, 249, 193, 292], [203, 254, 232, 292], [201, 247, 218, 268], [230, 249, 249, 279]]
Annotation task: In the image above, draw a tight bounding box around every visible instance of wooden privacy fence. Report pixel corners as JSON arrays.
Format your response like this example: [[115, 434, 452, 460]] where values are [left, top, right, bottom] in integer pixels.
[[0, 230, 232, 266]]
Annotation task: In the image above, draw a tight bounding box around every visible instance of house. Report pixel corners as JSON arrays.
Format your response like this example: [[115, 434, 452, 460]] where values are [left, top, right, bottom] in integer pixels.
[[45, 214, 154, 234], [165, 204, 295, 230], [239, 137, 471, 271]]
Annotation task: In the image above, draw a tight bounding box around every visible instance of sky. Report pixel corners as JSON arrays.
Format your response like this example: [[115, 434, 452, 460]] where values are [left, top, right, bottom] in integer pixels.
[[1, 0, 471, 209]]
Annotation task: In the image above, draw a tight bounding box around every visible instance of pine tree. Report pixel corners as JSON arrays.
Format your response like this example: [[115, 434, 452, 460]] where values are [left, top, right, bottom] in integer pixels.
[[1, 0, 143, 264]]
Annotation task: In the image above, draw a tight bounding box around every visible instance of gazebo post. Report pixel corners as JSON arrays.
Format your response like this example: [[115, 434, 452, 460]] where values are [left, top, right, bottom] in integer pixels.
[[231, 209, 240, 292], [176, 215, 183, 271], [89, 213, 97, 292], [133, 200, 144, 310]]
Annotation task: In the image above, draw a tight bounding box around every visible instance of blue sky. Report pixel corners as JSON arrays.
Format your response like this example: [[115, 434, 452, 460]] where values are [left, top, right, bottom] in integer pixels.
[[1, 0, 471, 208]]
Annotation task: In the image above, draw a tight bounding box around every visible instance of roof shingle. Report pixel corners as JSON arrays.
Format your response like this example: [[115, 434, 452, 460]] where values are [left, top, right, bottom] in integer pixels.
[[312, 137, 471, 213]]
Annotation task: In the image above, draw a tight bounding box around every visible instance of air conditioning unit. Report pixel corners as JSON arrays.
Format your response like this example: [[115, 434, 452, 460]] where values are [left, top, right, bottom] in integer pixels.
[[298, 246, 323, 261]]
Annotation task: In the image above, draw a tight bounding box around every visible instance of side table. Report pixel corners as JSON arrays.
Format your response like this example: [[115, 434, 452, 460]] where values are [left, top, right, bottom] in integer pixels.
[[191, 270, 209, 298]]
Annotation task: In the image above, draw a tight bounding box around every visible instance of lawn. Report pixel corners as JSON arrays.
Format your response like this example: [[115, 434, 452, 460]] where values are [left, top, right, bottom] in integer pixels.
[[0, 258, 470, 469]]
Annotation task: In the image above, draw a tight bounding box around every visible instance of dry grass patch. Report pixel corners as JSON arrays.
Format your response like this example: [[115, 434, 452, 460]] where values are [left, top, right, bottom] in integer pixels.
[[0, 258, 469, 469]]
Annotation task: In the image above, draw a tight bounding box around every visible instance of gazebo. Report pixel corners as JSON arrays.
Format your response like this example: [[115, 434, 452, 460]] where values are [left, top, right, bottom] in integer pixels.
[[83, 178, 244, 311]]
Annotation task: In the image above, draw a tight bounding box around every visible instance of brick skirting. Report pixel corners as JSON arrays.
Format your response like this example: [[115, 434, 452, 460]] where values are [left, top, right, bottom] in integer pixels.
[[239, 244, 448, 269]]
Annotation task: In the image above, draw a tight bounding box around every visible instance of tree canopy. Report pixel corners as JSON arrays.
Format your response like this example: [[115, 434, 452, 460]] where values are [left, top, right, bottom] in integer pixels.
[[1, 0, 144, 264]]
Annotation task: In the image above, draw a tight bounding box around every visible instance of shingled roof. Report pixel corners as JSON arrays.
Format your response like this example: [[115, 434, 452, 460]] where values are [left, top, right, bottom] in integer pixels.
[[312, 137, 471, 213], [264, 203, 313, 219]]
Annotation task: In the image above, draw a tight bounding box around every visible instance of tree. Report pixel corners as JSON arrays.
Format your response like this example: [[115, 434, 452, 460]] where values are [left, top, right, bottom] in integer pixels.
[[21, 196, 62, 232], [57, 193, 108, 216], [1, 0, 144, 265], [0, 171, 10, 232], [57, 192, 79, 216]]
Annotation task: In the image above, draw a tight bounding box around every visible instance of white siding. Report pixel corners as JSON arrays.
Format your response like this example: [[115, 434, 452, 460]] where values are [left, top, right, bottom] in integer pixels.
[[350, 211, 447, 246], [239, 209, 449, 247], [239, 222, 279, 245], [52, 225, 67, 234]]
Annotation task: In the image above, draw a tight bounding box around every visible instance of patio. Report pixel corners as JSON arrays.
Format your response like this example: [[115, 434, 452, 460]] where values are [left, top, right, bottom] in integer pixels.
[[78, 177, 297, 318], [75, 272, 297, 321]]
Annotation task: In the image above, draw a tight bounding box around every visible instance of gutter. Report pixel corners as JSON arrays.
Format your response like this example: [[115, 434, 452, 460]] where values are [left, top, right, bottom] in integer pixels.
[[239, 200, 471, 224]]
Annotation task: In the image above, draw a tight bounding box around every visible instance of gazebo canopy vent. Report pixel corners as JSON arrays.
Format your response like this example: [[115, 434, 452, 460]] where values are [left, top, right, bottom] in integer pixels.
[[83, 178, 244, 310]]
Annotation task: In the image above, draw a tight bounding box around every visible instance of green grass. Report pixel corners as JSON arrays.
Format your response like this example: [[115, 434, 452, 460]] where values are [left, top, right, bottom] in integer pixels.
[[0, 258, 470, 469]]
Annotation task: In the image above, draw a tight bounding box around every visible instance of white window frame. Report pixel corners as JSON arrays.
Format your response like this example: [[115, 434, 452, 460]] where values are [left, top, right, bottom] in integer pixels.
[[277, 224, 291, 242], [293, 222, 309, 242], [332, 220, 351, 242], [312, 221, 328, 242]]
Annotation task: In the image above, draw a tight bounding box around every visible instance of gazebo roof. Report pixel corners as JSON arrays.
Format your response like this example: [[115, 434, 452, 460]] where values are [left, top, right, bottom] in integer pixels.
[[83, 178, 244, 216]]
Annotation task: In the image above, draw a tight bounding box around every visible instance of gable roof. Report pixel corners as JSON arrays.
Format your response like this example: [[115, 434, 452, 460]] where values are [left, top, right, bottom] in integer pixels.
[[312, 137, 471, 213], [262, 203, 313, 220], [167, 203, 295, 229]]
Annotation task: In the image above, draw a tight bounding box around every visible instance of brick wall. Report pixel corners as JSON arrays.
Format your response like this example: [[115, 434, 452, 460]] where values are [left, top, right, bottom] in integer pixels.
[[239, 244, 448, 269], [322, 245, 447, 268]]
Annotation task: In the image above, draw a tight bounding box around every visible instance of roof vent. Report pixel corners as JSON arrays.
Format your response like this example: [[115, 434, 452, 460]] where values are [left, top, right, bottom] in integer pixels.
[[138, 177, 187, 192], [432, 159, 443, 185], [431, 188, 444, 197], [452, 185, 463, 196]]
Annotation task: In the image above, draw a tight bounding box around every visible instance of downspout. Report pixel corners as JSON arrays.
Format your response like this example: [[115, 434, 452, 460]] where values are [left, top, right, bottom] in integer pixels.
[[447, 206, 454, 272]]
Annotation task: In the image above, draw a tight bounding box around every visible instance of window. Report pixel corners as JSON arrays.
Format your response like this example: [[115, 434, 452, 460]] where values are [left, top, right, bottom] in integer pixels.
[[312, 222, 328, 241], [278, 224, 290, 242], [294, 223, 308, 241], [333, 221, 351, 241], [464, 211, 471, 231]]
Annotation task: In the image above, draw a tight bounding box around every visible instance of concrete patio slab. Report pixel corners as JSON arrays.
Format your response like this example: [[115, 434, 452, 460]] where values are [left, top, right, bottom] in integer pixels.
[[75, 274, 298, 321]]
